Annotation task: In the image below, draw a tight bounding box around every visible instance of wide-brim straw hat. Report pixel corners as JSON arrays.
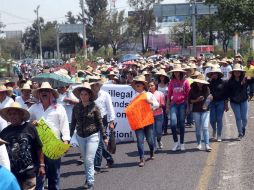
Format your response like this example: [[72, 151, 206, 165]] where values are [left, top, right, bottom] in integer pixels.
[[89, 75, 103, 85], [207, 67, 224, 78], [0, 138, 7, 145], [193, 74, 209, 84], [142, 71, 151, 76], [4, 80, 15, 86], [235, 53, 242, 58], [170, 64, 186, 73], [155, 69, 169, 78], [218, 58, 228, 65], [230, 63, 245, 74], [132, 75, 148, 86], [188, 56, 197, 62], [0, 102, 30, 122], [107, 71, 117, 77], [72, 82, 93, 98], [21, 83, 32, 91], [191, 70, 201, 78], [32, 82, 59, 99], [0, 85, 13, 96]]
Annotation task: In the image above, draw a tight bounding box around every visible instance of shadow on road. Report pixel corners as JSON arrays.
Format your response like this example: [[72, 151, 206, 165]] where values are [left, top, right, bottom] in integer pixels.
[[61, 171, 84, 178], [113, 162, 138, 168]]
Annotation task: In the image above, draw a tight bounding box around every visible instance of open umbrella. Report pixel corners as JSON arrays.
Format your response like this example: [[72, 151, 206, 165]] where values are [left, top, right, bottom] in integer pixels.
[[118, 54, 141, 63], [31, 73, 73, 88]]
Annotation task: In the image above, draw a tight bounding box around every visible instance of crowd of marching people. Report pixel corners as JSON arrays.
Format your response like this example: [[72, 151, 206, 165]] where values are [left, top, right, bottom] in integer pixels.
[[0, 52, 253, 190]]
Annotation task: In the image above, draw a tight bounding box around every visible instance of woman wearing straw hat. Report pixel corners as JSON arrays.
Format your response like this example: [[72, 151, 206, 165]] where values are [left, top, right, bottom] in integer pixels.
[[130, 75, 159, 167], [155, 69, 170, 135], [207, 67, 228, 142], [166, 64, 191, 151], [189, 74, 213, 151], [226, 64, 248, 140], [71, 82, 108, 189]]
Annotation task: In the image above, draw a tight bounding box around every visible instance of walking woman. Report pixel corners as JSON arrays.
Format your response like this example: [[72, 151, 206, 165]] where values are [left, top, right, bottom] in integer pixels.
[[71, 82, 108, 189], [207, 67, 228, 142], [226, 64, 248, 140], [166, 64, 190, 151], [189, 74, 212, 151], [148, 81, 165, 150], [129, 75, 159, 167], [155, 69, 170, 135]]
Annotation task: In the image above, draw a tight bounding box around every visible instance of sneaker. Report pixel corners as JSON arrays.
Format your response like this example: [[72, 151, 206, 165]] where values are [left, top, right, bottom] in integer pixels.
[[217, 136, 222, 142], [158, 141, 163, 149], [172, 142, 180, 151], [180, 144, 185, 151], [237, 134, 243, 141], [105, 161, 114, 169], [205, 145, 212, 152], [85, 184, 94, 190], [196, 144, 202, 150], [242, 128, 246, 137], [150, 152, 155, 160], [138, 159, 145, 167]]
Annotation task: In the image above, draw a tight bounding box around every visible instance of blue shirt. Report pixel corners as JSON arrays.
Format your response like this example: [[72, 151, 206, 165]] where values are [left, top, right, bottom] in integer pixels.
[[0, 166, 21, 190]]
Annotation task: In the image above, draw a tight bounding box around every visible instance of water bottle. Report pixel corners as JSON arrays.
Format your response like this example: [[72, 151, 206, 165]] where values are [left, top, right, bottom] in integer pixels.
[[202, 95, 212, 110]]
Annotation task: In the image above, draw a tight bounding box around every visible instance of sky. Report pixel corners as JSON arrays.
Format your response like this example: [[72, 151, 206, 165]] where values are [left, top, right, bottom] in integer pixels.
[[0, 0, 185, 31]]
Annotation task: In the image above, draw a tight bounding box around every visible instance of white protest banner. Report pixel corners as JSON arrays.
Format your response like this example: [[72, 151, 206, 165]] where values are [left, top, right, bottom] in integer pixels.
[[102, 84, 136, 143]]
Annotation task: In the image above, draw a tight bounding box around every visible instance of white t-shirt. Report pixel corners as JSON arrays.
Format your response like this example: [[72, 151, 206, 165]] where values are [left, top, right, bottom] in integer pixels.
[[15, 96, 29, 110], [221, 65, 232, 80], [57, 91, 78, 123], [0, 145, 10, 170]]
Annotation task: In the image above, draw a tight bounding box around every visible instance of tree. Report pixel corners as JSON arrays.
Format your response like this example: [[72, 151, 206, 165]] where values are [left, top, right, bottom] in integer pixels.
[[128, 0, 162, 52]]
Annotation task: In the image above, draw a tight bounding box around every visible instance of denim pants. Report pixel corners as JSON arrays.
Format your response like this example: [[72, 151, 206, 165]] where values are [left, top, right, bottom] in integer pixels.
[[135, 124, 154, 160], [162, 106, 168, 130], [170, 103, 186, 144], [210, 101, 225, 137], [77, 133, 99, 186], [153, 114, 164, 148], [36, 156, 61, 190], [193, 111, 210, 145], [247, 79, 254, 97], [230, 101, 248, 136]]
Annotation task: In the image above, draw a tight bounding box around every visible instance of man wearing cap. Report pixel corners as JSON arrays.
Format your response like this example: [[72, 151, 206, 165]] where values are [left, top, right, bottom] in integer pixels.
[[28, 82, 70, 190], [90, 78, 115, 173], [15, 83, 32, 109], [0, 102, 45, 190]]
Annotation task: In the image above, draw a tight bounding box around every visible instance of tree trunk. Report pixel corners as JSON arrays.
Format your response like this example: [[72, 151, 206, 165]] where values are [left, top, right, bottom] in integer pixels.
[[145, 32, 150, 52]]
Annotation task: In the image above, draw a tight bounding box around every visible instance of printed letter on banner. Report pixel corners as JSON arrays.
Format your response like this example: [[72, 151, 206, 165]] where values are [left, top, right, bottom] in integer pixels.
[[125, 93, 154, 131], [36, 118, 70, 159]]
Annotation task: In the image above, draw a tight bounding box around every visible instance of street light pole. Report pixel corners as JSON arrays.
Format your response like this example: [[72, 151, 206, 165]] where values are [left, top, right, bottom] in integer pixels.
[[191, 0, 197, 57], [34, 5, 43, 66], [80, 0, 88, 62]]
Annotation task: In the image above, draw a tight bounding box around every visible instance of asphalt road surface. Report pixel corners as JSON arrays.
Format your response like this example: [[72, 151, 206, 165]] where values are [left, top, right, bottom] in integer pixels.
[[60, 102, 254, 190]]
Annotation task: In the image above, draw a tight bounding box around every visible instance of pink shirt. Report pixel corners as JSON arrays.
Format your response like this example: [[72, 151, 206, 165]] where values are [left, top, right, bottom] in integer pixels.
[[168, 79, 190, 104], [152, 91, 165, 116]]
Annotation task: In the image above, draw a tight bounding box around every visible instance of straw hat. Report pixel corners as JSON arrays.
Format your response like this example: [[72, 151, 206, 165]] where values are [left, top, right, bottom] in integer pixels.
[[235, 53, 242, 58], [0, 138, 7, 146], [155, 69, 169, 78], [72, 82, 93, 98], [32, 82, 59, 99], [188, 57, 197, 62], [191, 70, 201, 78], [173, 60, 182, 64], [218, 58, 228, 65], [0, 85, 13, 96], [170, 64, 186, 73], [21, 83, 32, 91], [132, 75, 148, 86], [4, 80, 15, 86], [89, 75, 102, 85], [206, 67, 224, 78], [0, 102, 30, 122], [107, 71, 117, 77], [230, 64, 245, 74], [193, 74, 209, 84]]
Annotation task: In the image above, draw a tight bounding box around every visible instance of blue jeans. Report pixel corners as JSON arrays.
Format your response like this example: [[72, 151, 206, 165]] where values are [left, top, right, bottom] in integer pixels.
[[36, 157, 61, 190], [135, 124, 154, 160], [210, 101, 225, 137], [77, 133, 99, 186], [170, 103, 186, 144], [230, 101, 248, 136], [193, 111, 210, 145], [153, 114, 164, 148]]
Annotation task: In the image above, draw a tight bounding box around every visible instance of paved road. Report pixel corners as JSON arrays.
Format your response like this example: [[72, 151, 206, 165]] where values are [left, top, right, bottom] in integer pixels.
[[60, 102, 254, 190]]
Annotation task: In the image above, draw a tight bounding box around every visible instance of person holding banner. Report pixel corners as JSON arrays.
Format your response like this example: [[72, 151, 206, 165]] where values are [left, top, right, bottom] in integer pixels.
[[166, 64, 190, 151], [127, 75, 159, 167], [0, 102, 45, 190], [29, 82, 70, 190], [71, 82, 108, 189]]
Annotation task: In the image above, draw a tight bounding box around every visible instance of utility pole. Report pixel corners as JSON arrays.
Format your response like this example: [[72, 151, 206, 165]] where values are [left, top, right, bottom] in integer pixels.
[[34, 5, 43, 66], [191, 0, 197, 57], [80, 0, 87, 62]]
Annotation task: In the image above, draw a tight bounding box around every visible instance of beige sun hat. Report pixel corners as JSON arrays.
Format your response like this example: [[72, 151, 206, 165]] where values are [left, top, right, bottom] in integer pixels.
[[170, 64, 186, 73], [218, 58, 228, 65], [0, 102, 30, 122], [132, 75, 148, 86], [142, 71, 151, 76], [188, 56, 197, 62], [230, 63, 245, 74], [155, 69, 169, 78], [21, 83, 32, 91], [107, 71, 117, 77], [0, 138, 7, 146], [72, 82, 93, 98], [89, 75, 102, 85], [0, 85, 13, 96], [191, 70, 201, 78], [32, 82, 59, 99], [193, 74, 209, 84], [173, 60, 182, 64], [206, 67, 224, 78]]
